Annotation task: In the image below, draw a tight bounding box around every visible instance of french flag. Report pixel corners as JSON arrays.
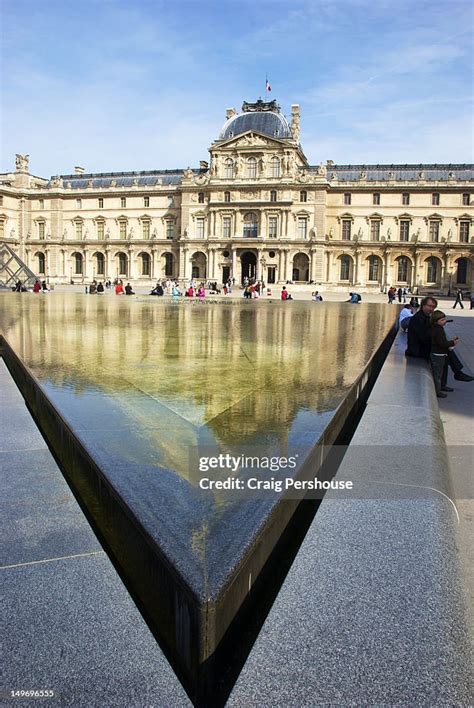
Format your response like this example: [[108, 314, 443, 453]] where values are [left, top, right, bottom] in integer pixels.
[[266, 78, 272, 92]]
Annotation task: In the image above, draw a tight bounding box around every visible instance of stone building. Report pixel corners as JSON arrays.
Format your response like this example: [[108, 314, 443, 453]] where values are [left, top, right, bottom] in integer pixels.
[[1, 99, 473, 292]]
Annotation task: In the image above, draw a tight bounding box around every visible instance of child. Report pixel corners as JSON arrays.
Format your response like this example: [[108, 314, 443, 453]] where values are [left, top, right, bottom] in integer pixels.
[[430, 310, 459, 398]]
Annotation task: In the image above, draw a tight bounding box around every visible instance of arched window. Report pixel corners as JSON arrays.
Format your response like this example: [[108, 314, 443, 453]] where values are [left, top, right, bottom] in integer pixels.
[[140, 252, 151, 276], [118, 252, 128, 275], [95, 252, 105, 275], [269, 156, 280, 178], [340, 255, 351, 280], [73, 252, 83, 275], [397, 256, 409, 282], [426, 257, 439, 283], [367, 255, 381, 281], [224, 159, 234, 179], [36, 252, 45, 274], [243, 212, 258, 238], [456, 258, 467, 284], [247, 157, 257, 178], [164, 253, 174, 276]]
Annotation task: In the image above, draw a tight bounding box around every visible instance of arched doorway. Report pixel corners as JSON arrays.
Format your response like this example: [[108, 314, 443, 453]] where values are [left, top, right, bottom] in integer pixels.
[[292, 253, 310, 282], [241, 251, 257, 283], [191, 251, 207, 280]]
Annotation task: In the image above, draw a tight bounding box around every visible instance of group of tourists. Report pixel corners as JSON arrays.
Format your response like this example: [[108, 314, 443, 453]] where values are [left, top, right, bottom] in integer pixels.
[[405, 295, 473, 397], [387, 286, 409, 304]]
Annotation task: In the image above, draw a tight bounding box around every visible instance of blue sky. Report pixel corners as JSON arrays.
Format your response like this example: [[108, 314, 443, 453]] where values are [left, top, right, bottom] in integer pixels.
[[1, 0, 473, 177]]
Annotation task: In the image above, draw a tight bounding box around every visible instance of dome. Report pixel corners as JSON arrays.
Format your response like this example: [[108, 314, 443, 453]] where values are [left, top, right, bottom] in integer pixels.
[[219, 100, 291, 141]]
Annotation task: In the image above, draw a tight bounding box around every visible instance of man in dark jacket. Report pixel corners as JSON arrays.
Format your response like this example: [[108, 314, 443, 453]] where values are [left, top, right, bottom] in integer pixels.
[[406, 296, 473, 381]]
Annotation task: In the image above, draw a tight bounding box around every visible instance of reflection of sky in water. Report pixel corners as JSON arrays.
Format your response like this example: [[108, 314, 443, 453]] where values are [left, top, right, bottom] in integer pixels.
[[0, 294, 395, 595]]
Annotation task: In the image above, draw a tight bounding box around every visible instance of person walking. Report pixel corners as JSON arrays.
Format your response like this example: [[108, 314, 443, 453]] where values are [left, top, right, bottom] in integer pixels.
[[453, 288, 464, 309]]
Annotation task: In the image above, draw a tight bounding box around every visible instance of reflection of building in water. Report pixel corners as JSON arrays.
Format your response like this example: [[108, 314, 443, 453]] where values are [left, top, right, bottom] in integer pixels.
[[1, 100, 472, 292], [1, 299, 393, 467]]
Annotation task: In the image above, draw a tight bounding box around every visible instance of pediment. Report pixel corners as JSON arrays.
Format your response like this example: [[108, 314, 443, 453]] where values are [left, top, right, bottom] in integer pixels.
[[214, 131, 289, 150]]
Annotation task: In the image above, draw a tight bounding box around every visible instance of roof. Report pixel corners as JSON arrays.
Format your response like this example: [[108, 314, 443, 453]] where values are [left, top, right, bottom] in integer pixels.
[[47, 169, 195, 189], [219, 100, 292, 141], [307, 164, 474, 182]]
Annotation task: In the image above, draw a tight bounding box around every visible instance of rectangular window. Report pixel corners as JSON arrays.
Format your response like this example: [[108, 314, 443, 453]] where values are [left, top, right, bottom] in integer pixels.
[[142, 221, 150, 239], [429, 221, 439, 242], [268, 216, 278, 238], [39, 199, 44, 209], [75, 221, 83, 240], [373, 193, 380, 206], [270, 191, 277, 202], [166, 221, 174, 239], [267, 266, 276, 284], [0, 221, 4, 238], [121, 197, 126, 208], [38, 222, 45, 239], [400, 220, 410, 241], [223, 217, 231, 238], [344, 193, 351, 205], [370, 220, 380, 240], [298, 218, 308, 239], [300, 191, 307, 203], [119, 222, 127, 239], [144, 196, 150, 207], [342, 220, 351, 240], [459, 221, 469, 243], [402, 193, 410, 205], [196, 218, 205, 238], [0, 196, 3, 206], [98, 198, 104, 208], [97, 222, 104, 240], [462, 193, 470, 206], [76, 198, 82, 209], [432, 193, 440, 206]]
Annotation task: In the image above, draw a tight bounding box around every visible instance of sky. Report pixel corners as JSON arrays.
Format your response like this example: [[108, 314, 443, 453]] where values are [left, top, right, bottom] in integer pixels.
[[1, 0, 473, 178]]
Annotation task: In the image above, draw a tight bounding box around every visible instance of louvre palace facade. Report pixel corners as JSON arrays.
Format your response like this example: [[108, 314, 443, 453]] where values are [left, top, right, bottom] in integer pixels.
[[0, 99, 473, 291]]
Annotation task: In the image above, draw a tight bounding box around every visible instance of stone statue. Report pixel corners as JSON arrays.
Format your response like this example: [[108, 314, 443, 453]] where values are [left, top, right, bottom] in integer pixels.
[[359, 170, 366, 179], [329, 227, 334, 238], [447, 228, 452, 241], [52, 175, 63, 188], [184, 167, 194, 178], [387, 228, 391, 240], [15, 154, 29, 171], [211, 155, 219, 175], [317, 163, 327, 176]]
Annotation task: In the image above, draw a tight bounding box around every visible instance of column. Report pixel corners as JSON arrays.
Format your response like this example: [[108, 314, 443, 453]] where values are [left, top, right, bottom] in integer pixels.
[[413, 251, 420, 290], [256, 248, 262, 280], [232, 248, 237, 280], [354, 250, 360, 285], [309, 249, 315, 282]]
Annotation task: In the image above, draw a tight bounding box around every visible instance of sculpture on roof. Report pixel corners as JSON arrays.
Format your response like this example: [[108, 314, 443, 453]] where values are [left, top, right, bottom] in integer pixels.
[[15, 154, 30, 172]]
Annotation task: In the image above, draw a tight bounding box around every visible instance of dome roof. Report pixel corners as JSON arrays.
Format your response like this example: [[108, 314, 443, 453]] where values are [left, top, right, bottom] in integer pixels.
[[219, 100, 291, 141]]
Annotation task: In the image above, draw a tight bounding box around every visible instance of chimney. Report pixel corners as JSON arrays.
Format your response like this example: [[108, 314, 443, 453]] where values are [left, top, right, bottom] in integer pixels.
[[74, 166, 85, 175], [226, 108, 237, 120]]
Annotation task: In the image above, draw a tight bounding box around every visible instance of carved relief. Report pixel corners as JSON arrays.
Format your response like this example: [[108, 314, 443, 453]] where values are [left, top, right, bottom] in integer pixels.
[[15, 154, 29, 172]]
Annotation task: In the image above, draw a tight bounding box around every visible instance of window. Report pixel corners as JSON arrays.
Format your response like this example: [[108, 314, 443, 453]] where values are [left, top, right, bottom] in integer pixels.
[[460, 221, 470, 243], [37, 253, 45, 273], [402, 193, 410, 206], [76, 198, 82, 209], [223, 217, 231, 238], [300, 191, 307, 203], [432, 193, 440, 206], [426, 257, 439, 283], [0, 196, 3, 206], [247, 158, 257, 178], [397, 257, 409, 281], [166, 221, 174, 239], [97, 222, 105, 240], [74, 253, 83, 275], [38, 222, 45, 240], [462, 193, 470, 206], [98, 198, 104, 208], [75, 221, 83, 240], [268, 216, 278, 238], [298, 217, 308, 239], [400, 220, 410, 241], [39, 199, 44, 209], [373, 193, 380, 206], [370, 220, 380, 240], [267, 266, 276, 284], [142, 221, 150, 239], [141, 253, 151, 276], [95, 253, 105, 275], [0, 220, 4, 239], [224, 191, 230, 203], [118, 253, 127, 275], [196, 218, 205, 238], [168, 196, 174, 207], [368, 256, 380, 281], [198, 192, 205, 204], [144, 196, 150, 207], [119, 221, 127, 239], [270, 190, 277, 202], [121, 197, 126, 208], [344, 193, 351, 206], [243, 212, 258, 238], [456, 258, 467, 284], [224, 159, 234, 179], [340, 255, 351, 280], [164, 253, 173, 276], [342, 220, 351, 240], [269, 156, 280, 178], [429, 221, 440, 242]]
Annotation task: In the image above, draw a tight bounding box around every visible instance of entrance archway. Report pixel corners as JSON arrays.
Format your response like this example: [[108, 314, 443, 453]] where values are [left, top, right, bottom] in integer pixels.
[[241, 251, 257, 283]]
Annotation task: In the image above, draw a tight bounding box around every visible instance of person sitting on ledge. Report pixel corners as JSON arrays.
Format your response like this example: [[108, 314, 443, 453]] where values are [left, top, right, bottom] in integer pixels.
[[281, 286, 289, 301], [406, 296, 473, 382], [399, 302, 418, 332], [125, 283, 134, 295], [33, 280, 41, 293], [96, 281, 104, 293], [150, 282, 164, 296], [115, 282, 124, 295]]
